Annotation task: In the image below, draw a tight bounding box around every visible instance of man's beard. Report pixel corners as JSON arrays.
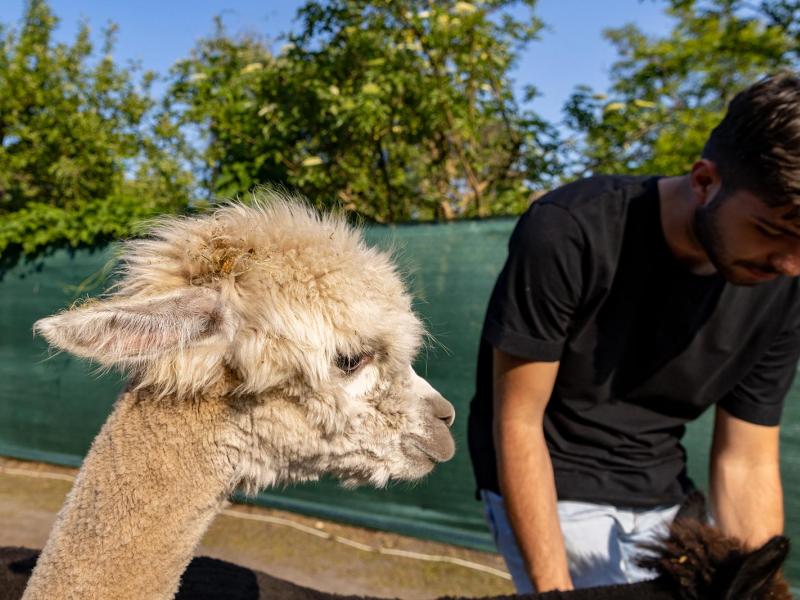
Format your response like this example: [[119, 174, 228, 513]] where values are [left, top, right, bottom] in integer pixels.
[[693, 203, 731, 277], [694, 203, 777, 285]]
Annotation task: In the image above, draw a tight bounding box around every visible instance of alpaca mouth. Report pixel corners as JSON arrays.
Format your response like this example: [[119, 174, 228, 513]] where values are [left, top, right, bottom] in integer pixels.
[[403, 432, 455, 463]]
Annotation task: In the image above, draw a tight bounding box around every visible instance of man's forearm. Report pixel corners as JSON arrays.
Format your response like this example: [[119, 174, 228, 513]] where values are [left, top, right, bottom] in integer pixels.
[[710, 460, 783, 548], [492, 352, 569, 591], [497, 422, 572, 592]]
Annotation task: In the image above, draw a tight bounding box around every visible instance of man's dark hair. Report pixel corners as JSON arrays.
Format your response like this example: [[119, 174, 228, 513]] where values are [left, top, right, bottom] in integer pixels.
[[703, 72, 800, 210]]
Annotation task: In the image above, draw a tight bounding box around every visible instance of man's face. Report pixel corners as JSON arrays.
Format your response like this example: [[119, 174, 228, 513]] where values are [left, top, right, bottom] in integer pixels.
[[694, 188, 800, 285]]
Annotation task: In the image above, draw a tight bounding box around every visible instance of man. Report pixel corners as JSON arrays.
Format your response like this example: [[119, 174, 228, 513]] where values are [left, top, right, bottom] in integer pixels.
[[467, 72, 800, 593]]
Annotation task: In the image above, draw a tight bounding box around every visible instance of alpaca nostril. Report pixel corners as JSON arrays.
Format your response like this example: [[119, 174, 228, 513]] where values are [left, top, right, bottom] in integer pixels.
[[429, 395, 455, 428], [439, 410, 455, 428]]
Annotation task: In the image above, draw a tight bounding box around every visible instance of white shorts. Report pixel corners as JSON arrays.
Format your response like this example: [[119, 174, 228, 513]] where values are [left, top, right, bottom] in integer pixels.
[[481, 489, 680, 593]]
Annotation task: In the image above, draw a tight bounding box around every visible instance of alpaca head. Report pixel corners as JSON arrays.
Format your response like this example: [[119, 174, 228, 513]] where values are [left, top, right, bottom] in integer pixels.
[[34, 197, 455, 488], [638, 492, 791, 600]]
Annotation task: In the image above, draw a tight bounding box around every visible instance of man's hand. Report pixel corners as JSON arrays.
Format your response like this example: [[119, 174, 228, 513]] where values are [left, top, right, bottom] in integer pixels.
[[493, 349, 574, 592], [710, 406, 783, 547]]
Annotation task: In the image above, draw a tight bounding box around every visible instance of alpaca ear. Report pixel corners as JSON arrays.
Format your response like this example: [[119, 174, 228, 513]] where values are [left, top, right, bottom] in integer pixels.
[[723, 536, 790, 600], [34, 287, 226, 365], [673, 490, 709, 524]]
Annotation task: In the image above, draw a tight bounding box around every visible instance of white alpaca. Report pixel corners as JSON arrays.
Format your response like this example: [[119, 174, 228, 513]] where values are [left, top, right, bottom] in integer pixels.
[[23, 198, 455, 599]]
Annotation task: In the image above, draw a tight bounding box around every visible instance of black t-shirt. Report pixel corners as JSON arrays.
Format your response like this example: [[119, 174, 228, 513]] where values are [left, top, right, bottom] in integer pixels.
[[467, 175, 800, 508]]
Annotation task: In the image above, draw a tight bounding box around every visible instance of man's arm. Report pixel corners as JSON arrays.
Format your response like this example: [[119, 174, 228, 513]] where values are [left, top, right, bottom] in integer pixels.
[[709, 405, 783, 547], [493, 348, 573, 592]]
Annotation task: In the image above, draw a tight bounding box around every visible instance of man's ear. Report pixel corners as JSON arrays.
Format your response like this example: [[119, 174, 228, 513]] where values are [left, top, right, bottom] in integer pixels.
[[690, 159, 722, 206], [723, 536, 790, 600], [34, 287, 226, 366]]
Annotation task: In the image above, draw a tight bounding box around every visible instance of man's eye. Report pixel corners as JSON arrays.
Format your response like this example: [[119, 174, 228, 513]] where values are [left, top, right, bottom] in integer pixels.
[[335, 353, 371, 375], [758, 224, 782, 238]]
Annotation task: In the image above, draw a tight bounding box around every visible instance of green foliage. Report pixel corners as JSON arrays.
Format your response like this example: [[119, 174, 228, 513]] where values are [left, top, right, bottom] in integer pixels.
[[7, 0, 800, 266], [0, 181, 189, 272], [165, 0, 561, 221], [564, 0, 800, 177], [0, 0, 192, 268]]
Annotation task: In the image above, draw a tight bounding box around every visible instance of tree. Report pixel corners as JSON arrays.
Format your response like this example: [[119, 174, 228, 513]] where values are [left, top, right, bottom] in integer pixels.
[[564, 0, 799, 177], [166, 0, 561, 222], [0, 0, 192, 270]]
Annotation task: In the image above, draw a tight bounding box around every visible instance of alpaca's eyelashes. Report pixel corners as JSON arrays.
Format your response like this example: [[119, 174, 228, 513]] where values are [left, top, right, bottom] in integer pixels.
[[335, 353, 372, 375]]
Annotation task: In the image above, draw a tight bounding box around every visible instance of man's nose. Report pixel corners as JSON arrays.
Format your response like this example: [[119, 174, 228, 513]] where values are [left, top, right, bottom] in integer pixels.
[[770, 253, 800, 276]]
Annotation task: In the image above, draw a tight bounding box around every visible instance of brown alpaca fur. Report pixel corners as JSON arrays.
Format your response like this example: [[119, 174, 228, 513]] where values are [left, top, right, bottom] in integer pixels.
[[638, 519, 792, 600], [23, 198, 455, 599]]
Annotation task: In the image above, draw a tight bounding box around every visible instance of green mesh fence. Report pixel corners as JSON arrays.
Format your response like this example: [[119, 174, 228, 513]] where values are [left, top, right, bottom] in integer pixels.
[[1, 219, 798, 585]]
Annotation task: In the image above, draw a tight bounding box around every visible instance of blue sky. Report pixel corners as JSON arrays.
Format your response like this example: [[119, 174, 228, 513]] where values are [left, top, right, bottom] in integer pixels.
[[0, 1, 675, 124]]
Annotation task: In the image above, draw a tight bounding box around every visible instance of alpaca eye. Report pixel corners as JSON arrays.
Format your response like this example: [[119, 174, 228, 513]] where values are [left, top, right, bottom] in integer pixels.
[[335, 353, 371, 375]]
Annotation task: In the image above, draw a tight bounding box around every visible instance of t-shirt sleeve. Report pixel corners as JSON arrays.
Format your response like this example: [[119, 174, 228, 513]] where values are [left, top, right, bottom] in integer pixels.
[[718, 319, 800, 426], [482, 202, 585, 362]]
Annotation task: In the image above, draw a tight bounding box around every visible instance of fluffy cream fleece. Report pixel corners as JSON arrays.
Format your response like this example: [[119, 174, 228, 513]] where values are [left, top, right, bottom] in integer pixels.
[[25, 196, 455, 599]]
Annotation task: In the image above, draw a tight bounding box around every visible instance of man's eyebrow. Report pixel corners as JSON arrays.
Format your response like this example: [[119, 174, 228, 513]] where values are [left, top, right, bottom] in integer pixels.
[[757, 216, 800, 240]]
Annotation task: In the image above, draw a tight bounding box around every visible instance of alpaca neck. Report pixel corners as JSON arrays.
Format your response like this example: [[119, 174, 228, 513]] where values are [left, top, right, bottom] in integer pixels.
[[23, 389, 244, 600]]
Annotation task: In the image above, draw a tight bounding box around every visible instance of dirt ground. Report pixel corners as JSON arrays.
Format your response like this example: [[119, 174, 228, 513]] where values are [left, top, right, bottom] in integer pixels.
[[0, 456, 514, 599]]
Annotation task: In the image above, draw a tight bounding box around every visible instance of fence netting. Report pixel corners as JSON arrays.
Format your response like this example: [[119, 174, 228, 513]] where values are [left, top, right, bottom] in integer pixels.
[[1, 219, 797, 583]]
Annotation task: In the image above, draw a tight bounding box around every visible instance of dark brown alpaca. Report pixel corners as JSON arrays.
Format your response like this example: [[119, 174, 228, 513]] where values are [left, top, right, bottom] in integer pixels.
[[635, 491, 792, 600], [1, 493, 791, 600]]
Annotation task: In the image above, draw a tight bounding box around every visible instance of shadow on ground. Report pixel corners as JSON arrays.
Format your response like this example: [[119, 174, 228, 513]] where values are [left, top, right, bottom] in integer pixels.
[[0, 457, 513, 599]]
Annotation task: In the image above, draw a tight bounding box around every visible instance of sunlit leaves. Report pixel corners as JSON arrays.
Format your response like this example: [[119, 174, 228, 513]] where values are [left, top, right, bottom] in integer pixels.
[[165, 0, 560, 221], [564, 0, 799, 177], [0, 0, 192, 268]]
